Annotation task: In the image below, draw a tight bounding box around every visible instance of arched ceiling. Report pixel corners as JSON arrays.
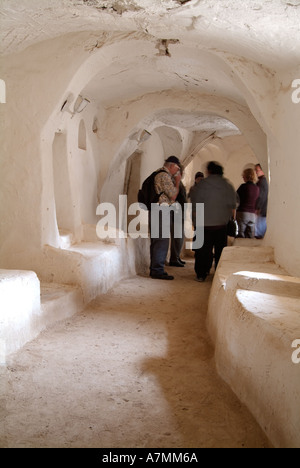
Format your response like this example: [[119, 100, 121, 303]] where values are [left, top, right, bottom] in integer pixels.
[[1, 0, 299, 70], [81, 44, 247, 107], [152, 112, 240, 135], [1, 0, 299, 164]]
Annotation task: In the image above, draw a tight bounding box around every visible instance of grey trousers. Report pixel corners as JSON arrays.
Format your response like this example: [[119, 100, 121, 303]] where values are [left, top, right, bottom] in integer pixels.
[[237, 212, 256, 238]]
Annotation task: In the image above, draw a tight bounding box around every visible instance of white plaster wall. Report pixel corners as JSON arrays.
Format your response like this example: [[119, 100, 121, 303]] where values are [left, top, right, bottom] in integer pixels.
[[67, 110, 99, 227], [42, 103, 102, 245], [266, 66, 300, 276], [0, 33, 118, 267], [0, 32, 97, 267], [49, 95, 108, 243], [223, 136, 259, 189], [140, 131, 165, 184], [154, 126, 183, 162], [184, 135, 259, 193], [52, 131, 73, 232], [0, 270, 41, 359]]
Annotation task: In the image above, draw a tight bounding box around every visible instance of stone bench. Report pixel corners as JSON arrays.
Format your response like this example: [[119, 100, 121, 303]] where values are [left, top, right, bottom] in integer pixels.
[[0, 238, 139, 361], [0, 270, 85, 363], [207, 245, 300, 448], [41, 240, 136, 303], [0, 270, 41, 362]]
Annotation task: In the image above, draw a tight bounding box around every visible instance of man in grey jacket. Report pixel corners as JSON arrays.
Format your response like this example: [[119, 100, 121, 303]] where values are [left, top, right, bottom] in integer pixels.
[[190, 161, 237, 282]]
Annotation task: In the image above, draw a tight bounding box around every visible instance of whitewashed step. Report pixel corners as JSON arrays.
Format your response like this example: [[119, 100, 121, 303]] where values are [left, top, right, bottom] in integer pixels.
[[59, 230, 75, 249], [40, 283, 84, 326]]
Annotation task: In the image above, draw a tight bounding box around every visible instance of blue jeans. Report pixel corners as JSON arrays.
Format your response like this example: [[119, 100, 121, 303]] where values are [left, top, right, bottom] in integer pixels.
[[150, 237, 170, 276], [255, 216, 267, 238]]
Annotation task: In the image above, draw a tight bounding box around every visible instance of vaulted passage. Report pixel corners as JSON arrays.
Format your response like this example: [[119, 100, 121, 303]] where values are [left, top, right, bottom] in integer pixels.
[[0, 0, 300, 449]]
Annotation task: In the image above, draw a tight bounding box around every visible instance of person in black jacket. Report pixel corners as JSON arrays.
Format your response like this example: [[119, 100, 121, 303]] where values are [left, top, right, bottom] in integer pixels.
[[255, 164, 269, 239], [190, 161, 237, 282], [169, 165, 187, 267], [188, 171, 204, 199]]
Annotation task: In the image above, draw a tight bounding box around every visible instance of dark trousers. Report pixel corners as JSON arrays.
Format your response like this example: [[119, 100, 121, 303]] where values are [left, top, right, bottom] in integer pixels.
[[149, 210, 170, 276], [170, 210, 184, 263], [150, 237, 170, 276], [194, 225, 227, 278]]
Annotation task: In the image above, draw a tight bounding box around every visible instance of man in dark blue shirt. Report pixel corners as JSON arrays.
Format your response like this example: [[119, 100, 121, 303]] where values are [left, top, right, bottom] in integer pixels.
[[255, 164, 269, 239]]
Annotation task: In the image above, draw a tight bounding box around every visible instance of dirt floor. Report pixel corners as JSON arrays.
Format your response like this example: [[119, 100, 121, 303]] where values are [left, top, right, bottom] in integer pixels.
[[0, 260, 272, 448]]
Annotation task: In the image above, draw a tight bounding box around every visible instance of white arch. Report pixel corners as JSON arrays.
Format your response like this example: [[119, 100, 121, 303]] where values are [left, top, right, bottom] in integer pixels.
[[39, 35, 270, 246]]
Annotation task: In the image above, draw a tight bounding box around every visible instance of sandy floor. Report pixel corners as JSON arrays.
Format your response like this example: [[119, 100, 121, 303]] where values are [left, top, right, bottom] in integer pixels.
[[0, 261, 271, 448]]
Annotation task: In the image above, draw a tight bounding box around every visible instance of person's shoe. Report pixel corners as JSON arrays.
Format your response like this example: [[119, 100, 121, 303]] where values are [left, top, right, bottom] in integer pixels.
[[178, 258, 186, 265], [151, 273, 174, 280], [195, 275, 207, 283], [169, 261, 185, 267]]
